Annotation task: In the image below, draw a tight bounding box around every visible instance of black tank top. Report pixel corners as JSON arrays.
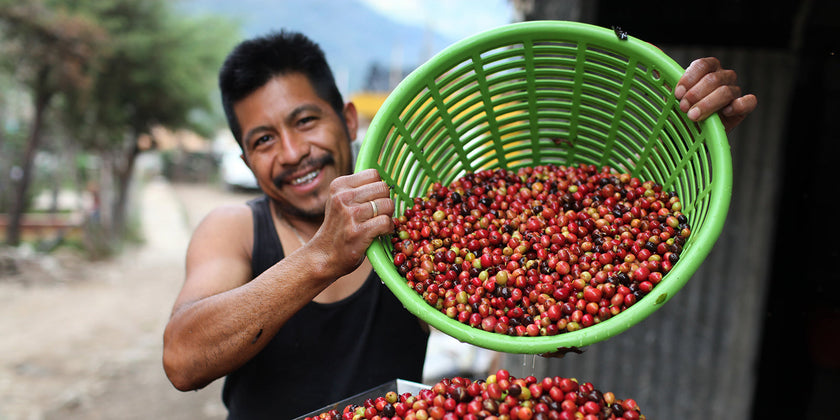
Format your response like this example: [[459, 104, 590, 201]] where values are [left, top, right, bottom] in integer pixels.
[[221, 195, 429, 419]]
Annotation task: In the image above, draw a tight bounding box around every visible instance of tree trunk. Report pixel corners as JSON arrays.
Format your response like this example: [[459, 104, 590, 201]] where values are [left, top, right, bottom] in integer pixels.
[[96, 134, 140, 244], [0, 125, 7, 212], [5, 68, 52, 246], [97, 151, 115, 238], [111, 135, 139, 240]]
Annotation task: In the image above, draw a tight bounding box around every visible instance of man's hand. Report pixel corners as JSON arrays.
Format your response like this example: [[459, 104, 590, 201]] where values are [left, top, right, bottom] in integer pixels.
[[310, 168, 394, 277], [674, 57, 757, 133]]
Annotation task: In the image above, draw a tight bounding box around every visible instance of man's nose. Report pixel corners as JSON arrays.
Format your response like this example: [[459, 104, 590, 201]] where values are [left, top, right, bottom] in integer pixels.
[[276, 131, 309, 165]]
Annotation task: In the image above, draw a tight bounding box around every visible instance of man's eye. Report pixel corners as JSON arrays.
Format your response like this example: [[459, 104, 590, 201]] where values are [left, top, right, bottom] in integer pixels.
[[254, 135, 271, 145], [298, 116, 316, 125]]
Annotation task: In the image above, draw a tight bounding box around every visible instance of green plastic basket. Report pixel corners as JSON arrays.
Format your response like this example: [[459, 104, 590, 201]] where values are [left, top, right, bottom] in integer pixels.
[[355, 21, 731, 354]]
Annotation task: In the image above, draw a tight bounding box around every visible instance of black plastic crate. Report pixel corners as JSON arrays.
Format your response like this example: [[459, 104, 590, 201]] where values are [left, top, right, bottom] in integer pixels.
[[293, 379, 429, 420]]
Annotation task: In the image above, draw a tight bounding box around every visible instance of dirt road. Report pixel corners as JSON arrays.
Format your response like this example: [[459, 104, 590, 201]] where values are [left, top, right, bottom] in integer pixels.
[[0, 173, 494, 420], [0, 178, 259, 420]]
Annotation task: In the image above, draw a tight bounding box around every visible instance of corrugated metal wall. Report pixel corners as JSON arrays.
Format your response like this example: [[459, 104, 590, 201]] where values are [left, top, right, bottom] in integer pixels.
[[500, 47, 796, 419]]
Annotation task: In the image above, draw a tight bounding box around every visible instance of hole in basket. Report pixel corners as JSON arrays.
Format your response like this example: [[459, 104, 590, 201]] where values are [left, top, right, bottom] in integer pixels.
[[652, 69, 661, 80]]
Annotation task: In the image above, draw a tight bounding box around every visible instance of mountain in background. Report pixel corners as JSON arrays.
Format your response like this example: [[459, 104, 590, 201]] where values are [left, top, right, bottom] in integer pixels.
[[178, 0, 460, 95]]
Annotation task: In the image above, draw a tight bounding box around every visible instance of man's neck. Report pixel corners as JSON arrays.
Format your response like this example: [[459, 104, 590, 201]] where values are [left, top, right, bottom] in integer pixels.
[[268, 199, 323, 238]]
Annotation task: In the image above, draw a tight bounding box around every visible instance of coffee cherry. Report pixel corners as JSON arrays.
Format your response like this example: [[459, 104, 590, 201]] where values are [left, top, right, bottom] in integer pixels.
[[392, 165, 689, 339], [303, 374, 637, 419]]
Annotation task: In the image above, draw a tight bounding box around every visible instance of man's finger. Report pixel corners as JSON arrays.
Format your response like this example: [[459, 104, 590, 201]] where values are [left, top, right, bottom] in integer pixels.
[[365, 197, 395, 221], [339, 168, 382, 189], [675, 57, 725, 101], [721, 94, 758, 118], [687, 85, 741, 122]]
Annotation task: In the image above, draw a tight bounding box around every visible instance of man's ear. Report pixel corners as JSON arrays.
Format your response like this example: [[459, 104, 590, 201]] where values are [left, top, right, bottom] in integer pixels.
[[343, 101, 359, 142], [239, 152, 250, 170]]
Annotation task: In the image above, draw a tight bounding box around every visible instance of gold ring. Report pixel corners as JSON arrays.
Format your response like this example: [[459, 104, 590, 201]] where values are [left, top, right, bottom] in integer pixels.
[[370, 200, 378, 218]]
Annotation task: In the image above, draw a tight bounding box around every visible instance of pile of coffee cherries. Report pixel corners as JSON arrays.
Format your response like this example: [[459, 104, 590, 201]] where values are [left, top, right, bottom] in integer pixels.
[[391, 164, 690, 337], [304, 370, 645, 420]]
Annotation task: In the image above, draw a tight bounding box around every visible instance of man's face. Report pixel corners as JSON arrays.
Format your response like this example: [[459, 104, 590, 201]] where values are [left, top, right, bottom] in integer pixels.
[[234, 73, 357, 220]]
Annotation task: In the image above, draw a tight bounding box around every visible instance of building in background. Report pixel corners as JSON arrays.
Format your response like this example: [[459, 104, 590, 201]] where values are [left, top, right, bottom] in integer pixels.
[[503, 1, 838, 420]]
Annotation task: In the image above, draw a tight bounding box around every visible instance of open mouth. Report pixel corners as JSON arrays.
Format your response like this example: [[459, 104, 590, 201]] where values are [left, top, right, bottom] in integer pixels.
[[290, 169, 320, 186], [273, 154, 335, 189]]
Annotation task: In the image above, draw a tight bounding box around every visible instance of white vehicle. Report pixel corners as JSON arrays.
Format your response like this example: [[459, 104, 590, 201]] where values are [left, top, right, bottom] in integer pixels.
[[219, 146, 259, 191]]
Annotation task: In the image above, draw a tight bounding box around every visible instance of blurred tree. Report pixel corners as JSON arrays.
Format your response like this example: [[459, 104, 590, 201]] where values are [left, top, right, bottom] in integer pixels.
[[0, 0, 105, 246], [1, 0, 239, 248], [58, 0, 238, 244]]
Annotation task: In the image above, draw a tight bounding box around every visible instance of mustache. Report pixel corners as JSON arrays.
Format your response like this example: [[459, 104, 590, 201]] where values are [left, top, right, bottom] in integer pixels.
[[272, 154, 335, 188]]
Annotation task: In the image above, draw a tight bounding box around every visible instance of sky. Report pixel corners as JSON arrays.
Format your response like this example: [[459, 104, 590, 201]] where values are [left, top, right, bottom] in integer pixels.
[[357, 0, 515, 41]]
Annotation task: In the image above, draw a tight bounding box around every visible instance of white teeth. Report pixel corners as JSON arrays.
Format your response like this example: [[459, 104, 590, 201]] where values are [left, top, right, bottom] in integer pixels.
[[290, 169, 319, 185]]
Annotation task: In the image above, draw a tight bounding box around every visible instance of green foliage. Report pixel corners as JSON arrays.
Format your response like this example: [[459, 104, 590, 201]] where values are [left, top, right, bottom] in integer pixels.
[[1, 0, 240, 150], [56, 0, 241, 147], [0, 0, 105, 99], [1, 0, 241, 250], [1, 0, 240, 146]]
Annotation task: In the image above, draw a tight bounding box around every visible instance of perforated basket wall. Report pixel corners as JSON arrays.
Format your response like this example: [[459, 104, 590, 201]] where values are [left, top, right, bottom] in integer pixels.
[[355, 21, 732, 354]]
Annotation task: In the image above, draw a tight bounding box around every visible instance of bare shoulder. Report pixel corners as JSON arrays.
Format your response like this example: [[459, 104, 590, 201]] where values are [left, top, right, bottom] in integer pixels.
[[189, 203, 253, 259], [196, 203, 253, 231], [173, 203, 256, 308]]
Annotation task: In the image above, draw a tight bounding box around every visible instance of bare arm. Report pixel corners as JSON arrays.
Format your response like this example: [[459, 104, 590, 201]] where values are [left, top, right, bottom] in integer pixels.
[[162, 169, 394, 391], [162, 204, 336, 391]]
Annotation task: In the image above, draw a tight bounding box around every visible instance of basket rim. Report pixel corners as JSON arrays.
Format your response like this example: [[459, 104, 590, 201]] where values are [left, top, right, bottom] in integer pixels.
[[356, 20, 732, 354]]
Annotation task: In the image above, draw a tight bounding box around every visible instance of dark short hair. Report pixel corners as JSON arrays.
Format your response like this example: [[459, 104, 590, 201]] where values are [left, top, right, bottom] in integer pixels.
[[219, 30, 345, 146]]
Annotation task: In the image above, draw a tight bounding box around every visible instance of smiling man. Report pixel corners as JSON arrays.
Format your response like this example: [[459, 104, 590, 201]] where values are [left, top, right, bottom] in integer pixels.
[[162, 31, 429, 419], [162, 30, 755, 419]]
